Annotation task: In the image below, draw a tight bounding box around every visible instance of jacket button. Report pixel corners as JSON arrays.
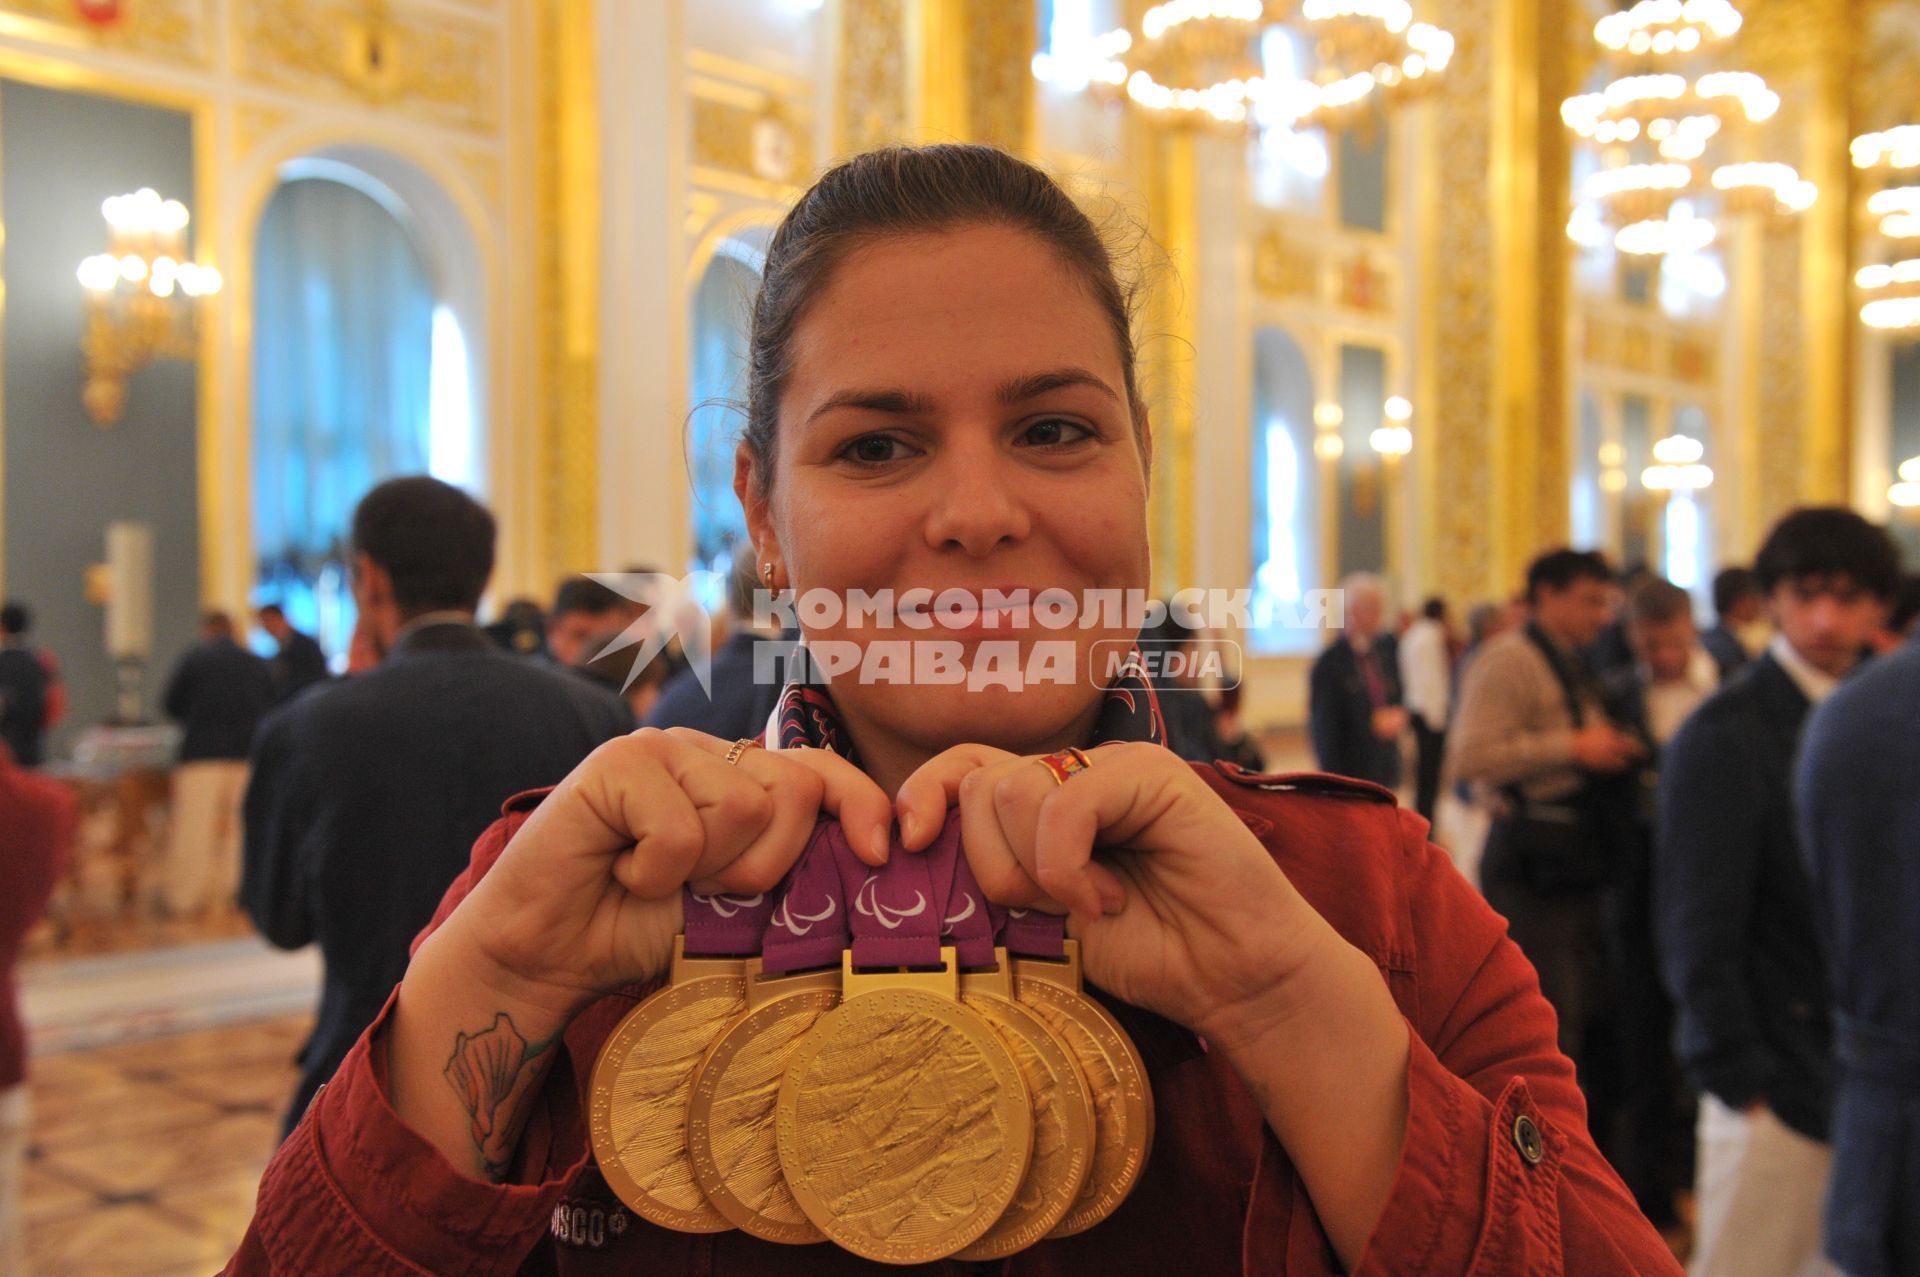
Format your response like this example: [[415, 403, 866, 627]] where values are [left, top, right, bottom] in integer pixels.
[[1513, 1114, 1544, 1165]]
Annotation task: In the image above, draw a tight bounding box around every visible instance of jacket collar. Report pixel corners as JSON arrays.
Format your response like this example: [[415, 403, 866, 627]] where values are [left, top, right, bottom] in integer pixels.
[[1746, 652, 1813, 731], [388, 616, 493, 659]]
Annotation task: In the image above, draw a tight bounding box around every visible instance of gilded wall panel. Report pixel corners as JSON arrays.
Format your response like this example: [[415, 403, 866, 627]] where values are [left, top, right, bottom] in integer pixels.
[[1756, 222, 1805, 523], [963, 0, 1032, 151], [838, 0, 907, 154], [0, 0, 206, 63], [235, 0, 500, 135], [1430, 0, 1497, 606]]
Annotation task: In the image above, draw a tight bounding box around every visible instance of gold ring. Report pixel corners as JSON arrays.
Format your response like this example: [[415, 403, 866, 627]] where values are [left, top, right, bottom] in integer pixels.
[[723, 738, 760, 766], [1034, 746, 1093, 786]]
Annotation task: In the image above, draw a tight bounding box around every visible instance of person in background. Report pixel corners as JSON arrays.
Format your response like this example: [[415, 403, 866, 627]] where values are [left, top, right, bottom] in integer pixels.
[[1308, 572, 1405, 789], [1138, 605, 1229, 765], [1867, 573, 1920, 654], [645, 556, 785, 741], [256, 603, 329, 703], [242, 478, 635, 1136], [1398, 595, 1452, 823], [1658, 507, 1900, 1277], [545, 576, 632, 670], [1702, 566, 1767, 681], [484, 598, 549, 658], [0, 601, 65, 767], [1448, 548, 1645, 1093], [1796, 638, 1920, 1277], [1598, 577, 1718, 1231], [0, 742, 74, 1276], [160, 611, 275, 917], [1586, 561, 1655, 678]]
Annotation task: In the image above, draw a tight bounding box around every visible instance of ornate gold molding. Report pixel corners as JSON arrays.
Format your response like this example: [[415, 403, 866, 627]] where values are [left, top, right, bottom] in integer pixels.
[[1756, 221, 1805, 524], [839, 0, 909, 154], [1252, 224, 1316, 299], [1428, 0, 1498, 606], [692, 95, 811, 185], [963, 0, 1032, 151], [234, 0, 499, 135], [0, 0, 207, 64]]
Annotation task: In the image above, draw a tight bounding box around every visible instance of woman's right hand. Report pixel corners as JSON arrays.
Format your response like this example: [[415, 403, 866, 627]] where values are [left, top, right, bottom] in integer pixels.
[[432, 727, 894, 1024]]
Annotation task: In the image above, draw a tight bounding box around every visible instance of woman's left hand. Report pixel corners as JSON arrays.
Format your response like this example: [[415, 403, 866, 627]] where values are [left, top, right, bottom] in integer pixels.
[[895, 741, 1349, 1051]]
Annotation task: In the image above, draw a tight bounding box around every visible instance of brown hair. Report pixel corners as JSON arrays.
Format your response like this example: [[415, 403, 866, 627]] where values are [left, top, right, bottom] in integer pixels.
[[741, 144, 1143, 495], [1627, 577, 1694, 627]]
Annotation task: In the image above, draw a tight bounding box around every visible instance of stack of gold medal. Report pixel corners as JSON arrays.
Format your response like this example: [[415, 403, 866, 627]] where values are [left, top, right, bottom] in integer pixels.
[[589, 814, 1153, 1264]]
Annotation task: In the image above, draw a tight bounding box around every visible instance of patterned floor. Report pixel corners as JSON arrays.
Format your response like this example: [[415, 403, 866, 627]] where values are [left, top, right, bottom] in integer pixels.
[[23, 1015, 305, 1277]]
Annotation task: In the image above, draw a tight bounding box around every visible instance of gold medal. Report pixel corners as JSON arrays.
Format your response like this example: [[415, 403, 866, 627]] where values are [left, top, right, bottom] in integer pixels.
[[588, 937, 748, 1233], [776, 946, 1034, 1264], [1013, 939, 1154, 1238], [686, 960, 841, 1244], [952, 949, 1095, 1260]]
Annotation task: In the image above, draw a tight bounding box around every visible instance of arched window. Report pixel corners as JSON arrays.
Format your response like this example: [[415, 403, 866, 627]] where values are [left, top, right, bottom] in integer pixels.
[[1250, 327, 1320, 653], [252, 171, 452, 663], [687, 235, 766, 581]]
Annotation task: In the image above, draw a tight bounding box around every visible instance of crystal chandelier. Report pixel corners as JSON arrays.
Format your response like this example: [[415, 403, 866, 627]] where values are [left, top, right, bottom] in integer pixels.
[[1563, 0, 1814, 258], [75, 187, 223, 426], [1853, 125, 1920, 333], [1032, 0, 1454, 130]]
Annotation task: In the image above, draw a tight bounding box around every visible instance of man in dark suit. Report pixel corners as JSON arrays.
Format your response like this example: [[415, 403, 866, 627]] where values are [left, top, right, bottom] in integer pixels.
[[1657, 507, 1900, 1277], [1701, 565, 1765, 681], [645, 557, 785, 743], [242, 478, 634, 1135], [161, 611, 276, 916], [0, 602, 56, 768], [256, 603, 329, 703], [1796, 637, 1920, 1277], [1308, 573, 1405, 788]]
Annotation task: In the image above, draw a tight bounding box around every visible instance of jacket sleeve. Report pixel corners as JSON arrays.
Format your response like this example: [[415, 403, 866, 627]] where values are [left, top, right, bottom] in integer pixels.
[[1353, 811, 1680, 1276], [1655, 706, 1773, 1108], [239, 708, 316, 950], [162, 652, 192, 724], [222, 801, 582, 1277], [1307, 649, 1344, 771], [1445, 639, 1578, 788]]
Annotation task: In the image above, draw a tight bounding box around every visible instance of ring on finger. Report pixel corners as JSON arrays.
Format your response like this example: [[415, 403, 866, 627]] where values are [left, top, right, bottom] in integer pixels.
[[723, 737, 761, 766], [1034, 746, 1093, 786]]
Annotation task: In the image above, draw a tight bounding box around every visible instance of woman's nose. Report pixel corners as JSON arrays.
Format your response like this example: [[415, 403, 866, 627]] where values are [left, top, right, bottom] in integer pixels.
[[920, 446, 1031, 556]]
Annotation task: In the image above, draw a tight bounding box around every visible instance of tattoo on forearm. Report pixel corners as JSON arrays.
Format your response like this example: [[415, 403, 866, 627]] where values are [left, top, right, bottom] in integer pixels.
[[444, 1012, 555, 1180]]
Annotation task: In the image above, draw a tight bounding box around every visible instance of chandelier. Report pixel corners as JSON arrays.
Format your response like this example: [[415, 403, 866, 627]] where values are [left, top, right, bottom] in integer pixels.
[[1852, 125, 1920, 333], [1032, 0, 1455, 130], [75, 187, 222, 426], [1563, 0, 1813, 258]]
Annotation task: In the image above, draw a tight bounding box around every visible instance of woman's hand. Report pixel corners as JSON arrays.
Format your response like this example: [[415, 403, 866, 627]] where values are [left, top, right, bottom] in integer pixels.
[[896, 742, 1411, 1266], [438, 727, 894, 1024], [894, 740, 1345, 1050], [388, 728, 892, 1181]]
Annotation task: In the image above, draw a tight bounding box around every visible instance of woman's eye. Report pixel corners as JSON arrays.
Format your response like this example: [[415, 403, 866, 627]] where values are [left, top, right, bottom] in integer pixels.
[[1021, 418, 1093, 448], [841, 434, 907, 465]]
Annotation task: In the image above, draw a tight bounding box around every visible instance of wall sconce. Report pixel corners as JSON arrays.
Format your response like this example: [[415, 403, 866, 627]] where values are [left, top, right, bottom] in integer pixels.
[[1369, 395, 1413, 456], [1890, 456, 1920, 509], [75, 187, 222, 426], [1641, 433, 1714, 491]]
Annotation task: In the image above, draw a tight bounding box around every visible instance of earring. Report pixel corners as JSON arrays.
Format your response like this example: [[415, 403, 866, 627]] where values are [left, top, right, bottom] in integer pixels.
[[762, 563, 776, 589]]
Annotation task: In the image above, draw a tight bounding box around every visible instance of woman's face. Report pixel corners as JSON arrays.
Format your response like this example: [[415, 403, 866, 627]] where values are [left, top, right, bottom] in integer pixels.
[[740, 224, 1152, 765]]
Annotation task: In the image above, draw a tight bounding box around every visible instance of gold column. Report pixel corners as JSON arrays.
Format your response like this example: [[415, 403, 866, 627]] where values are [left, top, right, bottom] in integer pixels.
[[839, 0, 912, 153], [536, 0, 601, 581], [1798, 0, 1855, 503], [1426, 0, 1500, 606]]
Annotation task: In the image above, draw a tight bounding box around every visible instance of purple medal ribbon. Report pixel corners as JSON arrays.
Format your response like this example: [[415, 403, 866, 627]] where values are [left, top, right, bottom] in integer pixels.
[[849, 822, 954, 969], [759, 819, 854, 976], [681, 883, 776, 958], [1002, 904, 1068, 960], [932, 810, 1000, 968]]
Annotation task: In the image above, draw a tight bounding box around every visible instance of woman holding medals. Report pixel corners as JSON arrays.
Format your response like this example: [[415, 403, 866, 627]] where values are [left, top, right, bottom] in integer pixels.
[[223, 145, 1678, 1275]]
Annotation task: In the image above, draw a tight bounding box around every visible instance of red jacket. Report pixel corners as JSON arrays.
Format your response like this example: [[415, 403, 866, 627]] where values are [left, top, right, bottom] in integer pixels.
[[224, 763, 1678, 1275], [0, 750, 75, 1087]]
